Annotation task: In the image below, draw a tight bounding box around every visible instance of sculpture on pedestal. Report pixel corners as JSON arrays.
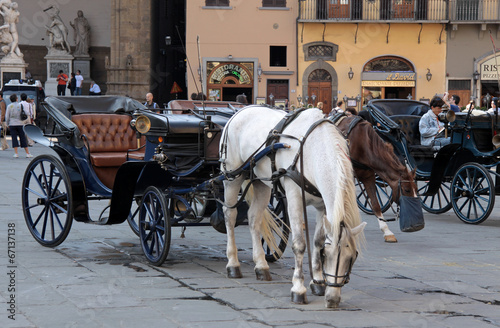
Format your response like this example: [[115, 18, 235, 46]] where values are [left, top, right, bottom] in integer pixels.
[[0, 0, 23, 59], [44, 6, 71, 55], [70, 10, 90, 57]]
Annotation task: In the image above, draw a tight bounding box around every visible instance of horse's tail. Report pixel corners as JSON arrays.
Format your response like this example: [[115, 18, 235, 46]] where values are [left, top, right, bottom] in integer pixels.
[[327, 142, 364, 249], [243, 182, 288, 260]]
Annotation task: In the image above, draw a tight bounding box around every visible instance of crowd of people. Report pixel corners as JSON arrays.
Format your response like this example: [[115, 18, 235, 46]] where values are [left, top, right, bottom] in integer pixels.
[[56, 69, 101, 96]]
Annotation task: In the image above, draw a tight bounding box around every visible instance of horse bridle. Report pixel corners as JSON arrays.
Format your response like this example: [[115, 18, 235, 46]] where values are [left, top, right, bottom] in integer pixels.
[[314, 222, 358, 288]]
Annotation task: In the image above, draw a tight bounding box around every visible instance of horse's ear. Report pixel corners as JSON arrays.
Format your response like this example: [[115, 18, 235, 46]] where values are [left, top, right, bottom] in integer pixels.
[[351, 222, 367, 236]]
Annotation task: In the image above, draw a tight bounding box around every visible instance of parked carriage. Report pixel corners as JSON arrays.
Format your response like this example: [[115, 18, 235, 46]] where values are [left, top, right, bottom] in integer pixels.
[[22, 97, 289, 266], [362, 99, 500, 224]]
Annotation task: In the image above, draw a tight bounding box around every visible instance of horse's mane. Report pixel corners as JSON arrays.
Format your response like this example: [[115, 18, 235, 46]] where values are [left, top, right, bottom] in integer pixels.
[[361, 121, 409, 178]]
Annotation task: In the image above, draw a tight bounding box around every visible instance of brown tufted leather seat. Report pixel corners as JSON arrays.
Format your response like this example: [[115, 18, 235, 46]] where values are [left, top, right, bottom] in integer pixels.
[[72, 114, 145, 188]]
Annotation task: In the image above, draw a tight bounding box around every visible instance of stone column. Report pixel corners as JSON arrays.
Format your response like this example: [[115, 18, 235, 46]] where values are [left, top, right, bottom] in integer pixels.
[[106, 0, 152, 100]]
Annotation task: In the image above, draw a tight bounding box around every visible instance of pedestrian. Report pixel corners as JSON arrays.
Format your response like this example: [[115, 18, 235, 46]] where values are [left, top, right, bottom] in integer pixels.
[[144, 92, 159, 113], [89, 81, 101, 95], [68, 72, 76, 96], [332, 100, 343, 114], [5, 94, 32, 158], [20, 93, 35, 146], [0, 91, 8, 150], [75, 70, 83, 95], [56, 70, 68, 96]]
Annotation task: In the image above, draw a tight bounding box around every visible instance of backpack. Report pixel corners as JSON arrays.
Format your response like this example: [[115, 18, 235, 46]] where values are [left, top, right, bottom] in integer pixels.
[[20, 104, 28, 121]]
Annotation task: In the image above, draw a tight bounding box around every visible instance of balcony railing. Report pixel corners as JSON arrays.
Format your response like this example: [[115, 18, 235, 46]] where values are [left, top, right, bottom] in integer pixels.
[[299, 0, 500, 22]]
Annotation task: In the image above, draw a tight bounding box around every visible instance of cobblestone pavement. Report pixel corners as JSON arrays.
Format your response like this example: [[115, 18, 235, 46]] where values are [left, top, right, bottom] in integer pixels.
[[0, 142, 499, 328]]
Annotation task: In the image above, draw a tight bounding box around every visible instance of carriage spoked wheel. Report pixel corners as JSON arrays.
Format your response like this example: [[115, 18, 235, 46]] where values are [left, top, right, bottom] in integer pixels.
[[418, 180, 452, 214], [22, 154, 73, 247], [451, 163, 495, 224], [355, 176, 392, 215], [126, 197, 141, 236], [262, 193, 290, 263], [138, 186, 171, 266]]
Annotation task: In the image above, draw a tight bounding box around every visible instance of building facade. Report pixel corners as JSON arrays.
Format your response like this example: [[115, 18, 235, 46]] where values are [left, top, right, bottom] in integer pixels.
[[186, 0, 298, 106]]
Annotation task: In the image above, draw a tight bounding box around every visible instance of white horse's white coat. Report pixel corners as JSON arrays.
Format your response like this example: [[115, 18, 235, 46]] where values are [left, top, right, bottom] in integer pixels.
[[220, 106, 366, 307]]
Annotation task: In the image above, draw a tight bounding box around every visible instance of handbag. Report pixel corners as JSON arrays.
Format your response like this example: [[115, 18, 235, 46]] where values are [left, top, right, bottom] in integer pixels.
[[67, 82, 71, 89], [398, 182, 425, 232], [20, 104, 28, 121]]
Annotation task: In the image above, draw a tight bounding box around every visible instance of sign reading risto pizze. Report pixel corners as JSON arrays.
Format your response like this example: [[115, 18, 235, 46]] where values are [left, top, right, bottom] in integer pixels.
[[480, 56, 500, 80], [209, 63, 252, 84]]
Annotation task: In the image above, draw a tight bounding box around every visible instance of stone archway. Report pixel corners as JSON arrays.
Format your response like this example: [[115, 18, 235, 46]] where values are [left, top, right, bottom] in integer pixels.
[[302, 59, 337, 111]]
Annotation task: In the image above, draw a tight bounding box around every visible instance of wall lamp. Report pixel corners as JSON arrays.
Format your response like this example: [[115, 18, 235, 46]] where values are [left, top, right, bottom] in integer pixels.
[[228, 54, 233, 59], [348, 67, 354, 80], [426, 68, 432, 82], [257, 63, 262, 82], [165, 36, 171, 46], [473, 70, 480, 81]]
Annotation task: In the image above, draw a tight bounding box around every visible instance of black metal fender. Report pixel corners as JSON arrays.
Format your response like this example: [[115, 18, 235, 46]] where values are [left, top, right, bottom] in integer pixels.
[[107, 161, 172, 225]]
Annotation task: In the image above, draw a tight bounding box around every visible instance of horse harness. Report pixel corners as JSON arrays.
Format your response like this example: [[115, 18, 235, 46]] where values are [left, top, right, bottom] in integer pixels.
[[329, 113, 371, 171]]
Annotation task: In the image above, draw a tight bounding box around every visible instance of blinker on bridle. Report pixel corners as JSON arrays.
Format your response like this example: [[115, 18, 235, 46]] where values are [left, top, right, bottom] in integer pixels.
[[314, 222, 358, 288]]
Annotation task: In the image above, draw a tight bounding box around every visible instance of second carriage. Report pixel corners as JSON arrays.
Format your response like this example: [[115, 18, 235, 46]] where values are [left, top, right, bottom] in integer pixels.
[[361, 99, 500, 224]]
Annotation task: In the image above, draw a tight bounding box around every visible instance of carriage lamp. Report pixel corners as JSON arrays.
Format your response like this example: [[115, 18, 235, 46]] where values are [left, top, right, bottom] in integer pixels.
[[311, 94, 317, 104], [407, 94, 412, 100], [304, 95, 309, 104], [297, 95, 302, 105], [135, 115, 151, 134], [348, 67, 354, 80], [257, 64, 262, 82], [343, 95, 348, 103], [426, 68, 432, 82]]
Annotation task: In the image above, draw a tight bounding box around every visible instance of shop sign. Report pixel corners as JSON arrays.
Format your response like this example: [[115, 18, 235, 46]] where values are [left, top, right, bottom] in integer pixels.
[[480, 56, 500, 80], [362, 72, 416, 81], [209, 63, 251, 84], [362, 80, 415, 87]]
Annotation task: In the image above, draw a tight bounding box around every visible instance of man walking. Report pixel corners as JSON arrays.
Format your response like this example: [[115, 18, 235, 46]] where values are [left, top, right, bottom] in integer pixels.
[[56, 70, 68, 96], [0, 92, 8, 150], [75, 70, 84, 95]]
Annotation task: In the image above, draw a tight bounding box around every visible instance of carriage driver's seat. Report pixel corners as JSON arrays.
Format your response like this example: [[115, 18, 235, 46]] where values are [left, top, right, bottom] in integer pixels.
[[390, 115, 435, 159]]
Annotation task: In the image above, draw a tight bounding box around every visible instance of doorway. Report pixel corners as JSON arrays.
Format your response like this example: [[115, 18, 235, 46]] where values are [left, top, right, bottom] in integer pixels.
[[307, 69, 332, 114]]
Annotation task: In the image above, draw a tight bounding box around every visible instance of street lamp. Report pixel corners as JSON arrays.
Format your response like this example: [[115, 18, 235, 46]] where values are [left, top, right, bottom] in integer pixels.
[[426, 68, 432, 82], [297, 95, 302, 106], [257, 63, 262, 82], [269, 93, 274, 106], [343, 95, 348, 103], [356, 94, 361, 111], [407, 94, 412, 100], [348, 67, 354, 80]]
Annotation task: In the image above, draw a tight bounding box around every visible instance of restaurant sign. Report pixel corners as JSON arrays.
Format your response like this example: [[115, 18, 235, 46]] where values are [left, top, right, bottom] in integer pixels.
[[480, 56, 500, 80], [209, 63, 252, 84], [362, 71, 416, 81]]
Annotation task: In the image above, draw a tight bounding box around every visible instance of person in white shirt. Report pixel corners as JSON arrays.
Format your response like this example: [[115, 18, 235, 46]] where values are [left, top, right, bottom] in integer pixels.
[[89, 81, 101, 95], [75, 70, 84, 95]]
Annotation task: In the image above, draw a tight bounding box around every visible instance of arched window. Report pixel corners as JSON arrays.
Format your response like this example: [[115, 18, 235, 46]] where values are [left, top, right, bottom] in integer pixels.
[[364, 56, 414, 72], [308, 69, 332, 82]]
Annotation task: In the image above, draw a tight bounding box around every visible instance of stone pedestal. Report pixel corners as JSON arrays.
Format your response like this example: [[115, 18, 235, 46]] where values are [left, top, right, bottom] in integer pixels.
[[0, 55, 28, 86], [44, 53, 74, 96], [73, 56, 92, 80]]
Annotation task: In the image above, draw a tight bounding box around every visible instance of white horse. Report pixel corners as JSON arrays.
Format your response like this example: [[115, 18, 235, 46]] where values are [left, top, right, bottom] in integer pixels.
[[220, 106, 366, 308]]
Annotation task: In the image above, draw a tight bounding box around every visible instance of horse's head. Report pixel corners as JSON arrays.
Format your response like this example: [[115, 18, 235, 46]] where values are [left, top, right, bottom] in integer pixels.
[[395, 167, 418, 201], [321, 221, 366, 308]]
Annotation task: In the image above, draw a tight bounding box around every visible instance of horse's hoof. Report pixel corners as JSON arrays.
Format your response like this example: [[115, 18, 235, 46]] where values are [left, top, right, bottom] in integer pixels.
[[384, 234, 398, 243], [291, 292, 308, 304], [310, 282, 326, 296], [227, 266, 242, 278], [325, 299, 340, 308], [255, 268, 272, 281]]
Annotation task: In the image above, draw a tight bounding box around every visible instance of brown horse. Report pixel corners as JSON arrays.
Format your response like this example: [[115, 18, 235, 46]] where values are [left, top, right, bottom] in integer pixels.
[[334, 115, 417, 243]]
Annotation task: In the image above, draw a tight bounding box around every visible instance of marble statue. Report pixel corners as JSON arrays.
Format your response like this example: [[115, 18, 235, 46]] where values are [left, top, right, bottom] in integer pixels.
[[0, 0, 23, 58], [45, 6, 71, 54], [70, 10, 90, 56]]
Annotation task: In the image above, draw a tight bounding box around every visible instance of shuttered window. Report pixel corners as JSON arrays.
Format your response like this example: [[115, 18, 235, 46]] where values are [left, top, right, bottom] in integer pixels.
[[206, 0, 229, 6], [262, 0, 286, 7]]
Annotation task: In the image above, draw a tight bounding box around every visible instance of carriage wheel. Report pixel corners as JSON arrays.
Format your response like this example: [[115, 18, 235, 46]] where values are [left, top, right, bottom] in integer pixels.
[[355, 176, 392, 215], [127, 197, 141, 236], [418, 181, 452, 214], [22, 154, 73, 247], [139, 186, 171, 265], [262, 193, 290, 263], [451, 163, 495, 224]]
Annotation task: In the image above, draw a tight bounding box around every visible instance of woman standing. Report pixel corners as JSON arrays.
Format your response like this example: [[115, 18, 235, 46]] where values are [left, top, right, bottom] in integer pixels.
[[69, 72, 76, 95], [5, 94, 32, 158]]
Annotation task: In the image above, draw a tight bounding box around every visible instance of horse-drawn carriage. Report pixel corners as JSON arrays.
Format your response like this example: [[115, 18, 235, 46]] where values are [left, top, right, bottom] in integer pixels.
[[23, 97, 366, 308], [361, 99, 500, 224]]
